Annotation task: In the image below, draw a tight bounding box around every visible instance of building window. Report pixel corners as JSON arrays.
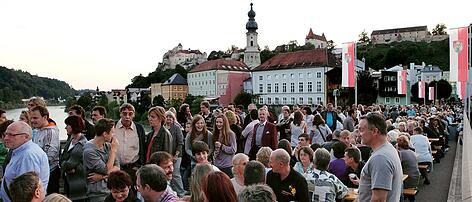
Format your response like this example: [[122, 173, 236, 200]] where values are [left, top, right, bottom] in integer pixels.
[[395, 97, 400, 103], [275, 83, 279, 93], [316, 97, 322, 104], [275, 74, 279, 79], [267, 75, 271, 80], [282, 83, 287, 92], [291, 97, 295, 104], [259, 97, 264, 104], [282, 74, 286, 79], [291, 74, 294, 78], [299, 82, 304, 92], [267, 84, 272, 93], [299, 73, 303, 78], [307, 73, 312, 78], [384, 76, 389, 82], [308, 82, 313, 92], [259, 84, 263, 93], [275, 97, 279, 104], [299, 97, 304, 104], [317, 81, 322, 92], [282, 97, 287, 104], [267, 97, 272, 105], [317, 72, 322, 78], [385, 97, 390, 104], [308, 97, 313, 104], [259, 76, 263, 81], [290, 83, 295, 92]]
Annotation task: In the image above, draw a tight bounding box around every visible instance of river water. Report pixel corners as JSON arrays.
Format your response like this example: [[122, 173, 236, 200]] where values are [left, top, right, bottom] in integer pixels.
[[5, 106, 69, 141]]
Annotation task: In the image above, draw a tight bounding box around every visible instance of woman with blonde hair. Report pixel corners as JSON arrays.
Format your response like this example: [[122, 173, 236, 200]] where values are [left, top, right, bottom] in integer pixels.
[[397, 135, 420, 191], [146, 106, 173, 163], [19, 110, 31, 125], [256, 147, 273, 174], [187, 163, 214, 202], [212, 114, 237, 178], [164, 110, 185, 196], [226, 111, 243, 153]]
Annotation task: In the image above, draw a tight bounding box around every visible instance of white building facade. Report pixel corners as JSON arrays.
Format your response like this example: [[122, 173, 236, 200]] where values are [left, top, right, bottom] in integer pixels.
[[252, 68, 328, 106]]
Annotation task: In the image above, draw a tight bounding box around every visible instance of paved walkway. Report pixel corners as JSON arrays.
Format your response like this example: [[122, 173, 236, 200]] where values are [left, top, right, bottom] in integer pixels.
[[416, 139, 457, 201]]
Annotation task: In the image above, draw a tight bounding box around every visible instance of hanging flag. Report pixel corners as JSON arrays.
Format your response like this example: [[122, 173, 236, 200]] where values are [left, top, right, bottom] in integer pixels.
[[418, 81, 425, 98], [449, 27, 469, 82], [457, 81, 466, 100], [342, 42, 355, 87], [429, 87, 434, 100], [397, 70, 407, 94]]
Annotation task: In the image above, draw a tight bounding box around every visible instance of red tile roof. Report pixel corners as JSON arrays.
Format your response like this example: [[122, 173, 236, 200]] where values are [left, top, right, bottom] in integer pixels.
[[253, 49, 328, 71], [189, 59, 250, 73], [306, 28, 327, 42]]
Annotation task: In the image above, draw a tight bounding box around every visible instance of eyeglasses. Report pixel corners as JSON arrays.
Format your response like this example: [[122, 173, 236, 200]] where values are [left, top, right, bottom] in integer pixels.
[[4, 132, 27, 137]]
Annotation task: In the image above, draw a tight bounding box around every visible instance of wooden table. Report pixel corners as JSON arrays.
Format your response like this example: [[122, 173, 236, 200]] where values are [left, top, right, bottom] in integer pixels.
[[402, 174, 408, 182], [344, 188, 358, 201], [428, 138, 440, 142]]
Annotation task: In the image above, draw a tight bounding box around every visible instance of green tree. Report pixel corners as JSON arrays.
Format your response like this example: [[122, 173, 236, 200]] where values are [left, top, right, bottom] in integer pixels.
[[207, 51, 225, 60], [77, 93, 92, 111], [429, 80, 452, 99], [168, 99, 183, 110], [153, 95, 166, 107], [432, 23, 447, 35], [190, 96, 204, 115], [97, 95, 109, 107], [358, 30, 370, 44], [233, 91, 254, 108], [65, 96, 77, 111]]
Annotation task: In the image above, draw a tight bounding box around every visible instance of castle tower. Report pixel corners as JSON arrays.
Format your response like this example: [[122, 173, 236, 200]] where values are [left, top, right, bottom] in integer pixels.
[[244, 3, 261, 69]]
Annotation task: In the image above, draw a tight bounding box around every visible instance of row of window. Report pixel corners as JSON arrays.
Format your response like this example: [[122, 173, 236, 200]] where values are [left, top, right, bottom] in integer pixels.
[[385, 97, 401, 104], [190, 80, 215, 85], [258, 72, 322, 80], [258, 82, 322, 93], [259, 97, 323, 105], [189, 72, 215, 78]]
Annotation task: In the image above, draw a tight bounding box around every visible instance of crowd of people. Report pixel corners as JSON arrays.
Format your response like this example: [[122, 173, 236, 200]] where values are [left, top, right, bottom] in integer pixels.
[[0, 98, 464, 202]]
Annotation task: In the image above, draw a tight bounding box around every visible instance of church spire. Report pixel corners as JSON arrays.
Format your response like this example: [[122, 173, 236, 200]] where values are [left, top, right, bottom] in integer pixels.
[[246, 3, 258, 31]]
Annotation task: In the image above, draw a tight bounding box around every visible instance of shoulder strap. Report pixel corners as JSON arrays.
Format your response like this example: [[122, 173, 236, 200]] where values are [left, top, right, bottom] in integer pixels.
[[3, 177, 12, 201], [316, 125, 326, 142]]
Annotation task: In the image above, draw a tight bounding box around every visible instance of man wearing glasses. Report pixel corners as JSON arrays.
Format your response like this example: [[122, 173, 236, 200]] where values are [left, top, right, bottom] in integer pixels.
[[0, 121, 49, 202], [114, 103, 146, 182]]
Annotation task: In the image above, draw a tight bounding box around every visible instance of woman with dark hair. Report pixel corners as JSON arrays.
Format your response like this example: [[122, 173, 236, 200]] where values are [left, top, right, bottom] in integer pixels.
[[302, 106, 314, 128], [277, 139, 297, 167], [177, 104, 193, 128], [202, 171, 238, 202], [327, 142, 348, 184], [290, 111, 307, 147], [212, 114, 237, 177], [105, 170, 140, 202], [83, 119, 120, 202], [61, 115, 88, 201], [185, 115, 214, 169], [312, 114, 332, 144], [293, 146, 315, 195]]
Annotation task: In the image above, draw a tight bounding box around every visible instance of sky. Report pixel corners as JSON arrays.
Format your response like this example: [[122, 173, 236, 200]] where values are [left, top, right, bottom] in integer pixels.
[[0, 0, 471, 91]]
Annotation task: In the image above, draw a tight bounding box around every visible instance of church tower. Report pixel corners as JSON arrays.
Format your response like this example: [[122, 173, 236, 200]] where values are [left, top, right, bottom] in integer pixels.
[[244, 3, 261, 69]]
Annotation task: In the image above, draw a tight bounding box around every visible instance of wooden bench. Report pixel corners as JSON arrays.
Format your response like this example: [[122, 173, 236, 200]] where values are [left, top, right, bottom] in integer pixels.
[[403, 188, 418, 196], [418, 164, 429, 170]]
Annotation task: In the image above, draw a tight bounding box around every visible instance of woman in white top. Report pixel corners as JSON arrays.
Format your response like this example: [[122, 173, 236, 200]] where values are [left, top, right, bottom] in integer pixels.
[[290, 111, 307, 147], [311, 114, 332, 144], [410, 127, 433, 184]]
